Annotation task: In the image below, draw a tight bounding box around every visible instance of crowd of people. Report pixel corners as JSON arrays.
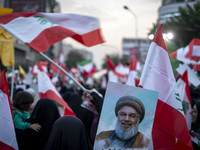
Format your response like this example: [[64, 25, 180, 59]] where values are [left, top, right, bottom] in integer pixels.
[[6, 66, 200, 150]]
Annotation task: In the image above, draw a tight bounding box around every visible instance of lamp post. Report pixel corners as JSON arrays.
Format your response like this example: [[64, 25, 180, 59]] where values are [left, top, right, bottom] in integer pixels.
[[123, 6, 138, 37]]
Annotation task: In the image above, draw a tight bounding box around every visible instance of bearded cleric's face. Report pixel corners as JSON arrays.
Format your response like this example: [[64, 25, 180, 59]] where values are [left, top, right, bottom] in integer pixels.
[[115, 106, 140, 140]]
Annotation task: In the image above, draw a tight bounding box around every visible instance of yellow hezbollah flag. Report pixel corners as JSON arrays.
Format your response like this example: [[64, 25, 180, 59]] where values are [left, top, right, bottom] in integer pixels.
[[0, 7, 14, 66], [0, 27, 14, 66], [18, 65, 26, 79], [0, 7, 13, 15]]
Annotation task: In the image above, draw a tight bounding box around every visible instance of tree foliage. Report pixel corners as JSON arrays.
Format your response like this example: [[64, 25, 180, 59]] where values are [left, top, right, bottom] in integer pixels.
[[163, 2, 200, 47], [65, 50, 85, 69]]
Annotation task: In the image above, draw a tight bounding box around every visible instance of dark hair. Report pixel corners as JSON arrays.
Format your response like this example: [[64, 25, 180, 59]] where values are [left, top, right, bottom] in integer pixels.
[[13, 91, 34, 111]]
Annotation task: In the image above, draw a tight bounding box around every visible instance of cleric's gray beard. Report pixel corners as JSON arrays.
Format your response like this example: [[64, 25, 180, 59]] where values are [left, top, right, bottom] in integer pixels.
[[114, 120, 139, 140]]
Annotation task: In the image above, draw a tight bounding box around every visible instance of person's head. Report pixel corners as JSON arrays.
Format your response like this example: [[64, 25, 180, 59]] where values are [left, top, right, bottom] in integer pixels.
[[13, 91, 34, 111], [114, 96, 145, 140], [26, 88, 35, 100], [190, 101, 200, 131], [191, 104, 198, 123], [44, 116, 92, 150]]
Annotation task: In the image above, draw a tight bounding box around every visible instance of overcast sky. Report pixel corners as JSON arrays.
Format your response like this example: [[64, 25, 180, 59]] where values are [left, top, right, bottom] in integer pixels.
[[57, 0, 162, 69]]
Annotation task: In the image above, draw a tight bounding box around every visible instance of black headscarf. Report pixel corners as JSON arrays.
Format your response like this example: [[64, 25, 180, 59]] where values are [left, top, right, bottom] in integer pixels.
[[44, 116, 93, 150], [29, 98, 60, 149], [15, 98, 60, 150], [192, 101, 200, 132], [66, 93, 94, 143]]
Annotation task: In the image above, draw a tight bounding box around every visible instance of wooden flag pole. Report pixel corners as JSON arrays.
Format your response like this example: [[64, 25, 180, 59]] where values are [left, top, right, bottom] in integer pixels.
[[39, 52, 86, 92]]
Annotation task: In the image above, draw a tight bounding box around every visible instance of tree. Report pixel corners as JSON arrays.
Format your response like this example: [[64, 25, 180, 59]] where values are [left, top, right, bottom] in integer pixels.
[[101, 54, 121, 69], [65, 50, 85, 69], [163, 2, 200, 47]]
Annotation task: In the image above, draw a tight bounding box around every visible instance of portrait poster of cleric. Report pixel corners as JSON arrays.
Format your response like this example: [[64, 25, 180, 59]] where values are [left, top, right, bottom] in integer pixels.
[[93, 82, 158, 150]]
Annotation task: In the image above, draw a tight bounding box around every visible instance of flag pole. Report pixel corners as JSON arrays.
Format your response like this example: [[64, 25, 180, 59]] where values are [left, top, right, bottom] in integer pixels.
[[10, 65, 15, 101], [39, 52, 86, 92]]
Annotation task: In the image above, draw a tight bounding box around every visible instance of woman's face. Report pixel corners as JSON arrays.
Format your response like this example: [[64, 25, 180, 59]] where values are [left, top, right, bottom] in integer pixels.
[[190, 105, 198, 123]]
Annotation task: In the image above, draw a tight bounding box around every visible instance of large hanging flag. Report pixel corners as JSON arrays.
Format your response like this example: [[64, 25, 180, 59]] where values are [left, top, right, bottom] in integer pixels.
[[177, 70, 192, 130], [0, 12, 104, 53], [139, 25, 192, 149], [0, 70, 18, 150], [37, 62, 75, 116]]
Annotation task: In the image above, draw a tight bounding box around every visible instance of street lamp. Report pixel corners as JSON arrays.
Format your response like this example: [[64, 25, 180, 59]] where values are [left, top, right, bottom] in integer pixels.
[[123, 5, 138, 37]]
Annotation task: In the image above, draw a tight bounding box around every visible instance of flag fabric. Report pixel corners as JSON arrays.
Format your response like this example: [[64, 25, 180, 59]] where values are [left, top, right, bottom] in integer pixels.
[[101, 75, 107, 89], [170, 46, 190, 63], [0, 27, 14, 66], [106, 56, 115, 70], [170, 46, 200, 71], [186, 38, 200, 62], [37, 62, 75, 116], [0, 7, 13, 15], [0, 70, 18, 150], [177, 70, 192, 130], [77, 59, 96, 77], [106, 56, 125, 79], [0, 12, 104, 53], [139, 25, 192, 149], [18, 65, 26, 79], [126, 60, 137, 86]]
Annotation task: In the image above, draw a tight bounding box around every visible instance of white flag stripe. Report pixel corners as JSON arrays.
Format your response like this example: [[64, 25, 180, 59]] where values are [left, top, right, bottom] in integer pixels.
[[1, 16, 58, 43], [192, 46, 200, 56], [177, 78, 192, 129], [140, 43, 184, 114], [38, 71, 61, 98], [38, 13, 100, 34], [0, 90, 18, 149]]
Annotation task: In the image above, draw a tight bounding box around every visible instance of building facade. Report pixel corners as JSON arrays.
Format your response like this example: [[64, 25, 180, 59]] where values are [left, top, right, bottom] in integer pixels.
[[158, 0, 200, 24]]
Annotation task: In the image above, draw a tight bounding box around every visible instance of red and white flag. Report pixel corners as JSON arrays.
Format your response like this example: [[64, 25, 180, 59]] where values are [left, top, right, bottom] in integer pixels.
[[177, 70, 192, 130], [139, 25, 192, 149], [37, 62, 75, 116], [0, 71, 18, 150], [186, 38, 200, 62], [106, 56, 125, 80], [170, 45, 200, 71], [0, 12, 104, 53]]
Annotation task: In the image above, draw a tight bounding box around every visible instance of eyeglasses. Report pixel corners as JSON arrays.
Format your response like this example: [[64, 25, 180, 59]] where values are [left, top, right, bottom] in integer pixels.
[[118, 112, 140, 121]]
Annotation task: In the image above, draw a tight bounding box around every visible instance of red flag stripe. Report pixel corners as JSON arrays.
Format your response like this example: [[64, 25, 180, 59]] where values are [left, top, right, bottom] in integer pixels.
[[26, 26, 75, 53], [152, 24, 167, 51], [0, 141, 16, 150]]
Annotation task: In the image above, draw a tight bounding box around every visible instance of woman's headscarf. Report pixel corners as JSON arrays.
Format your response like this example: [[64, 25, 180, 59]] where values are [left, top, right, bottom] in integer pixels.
[[192, 101, 200, 132], [29, 98, 60, 149], [44, 116, 93, 150]]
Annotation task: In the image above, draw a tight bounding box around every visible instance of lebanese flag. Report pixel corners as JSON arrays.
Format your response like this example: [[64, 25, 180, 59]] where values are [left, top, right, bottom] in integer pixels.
[[186, 38, 200, 62], [139, 25, 192, 149], [170, 46, 200, 71], [126, 60, 137, 86], [37, 62, 75, 116], [106, 56, 125, 79], [0, 71, 18, 150], [177, 70, 192, 130], [126, 59, 141, 87], [170, 46, 190, 63], [0, 12, 104, 53]]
